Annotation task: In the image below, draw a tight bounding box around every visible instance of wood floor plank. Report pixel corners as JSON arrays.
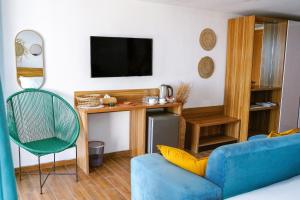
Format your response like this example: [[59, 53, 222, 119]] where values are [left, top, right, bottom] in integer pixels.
[[103, 188, 126, 200], [103, 159, 130, 185], [91, 170, 115, 190], [111, 157, 131, 172], [104, 176, 130, 200], [55, 166, 89, 200], [64, 166, 101, 200], [17, 156, 132, 200]]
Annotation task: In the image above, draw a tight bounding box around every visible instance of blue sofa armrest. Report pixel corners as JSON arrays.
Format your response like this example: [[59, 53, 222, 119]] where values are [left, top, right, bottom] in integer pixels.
[[131, 153, 222, 200], [248, 134, 268, 141]]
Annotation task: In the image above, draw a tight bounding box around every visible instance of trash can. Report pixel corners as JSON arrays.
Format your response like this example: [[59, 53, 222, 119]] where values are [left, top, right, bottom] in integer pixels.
[[88, 141, 105, 168]]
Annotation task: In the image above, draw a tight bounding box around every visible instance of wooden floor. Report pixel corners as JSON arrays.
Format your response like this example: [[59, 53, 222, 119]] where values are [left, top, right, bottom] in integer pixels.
[[17, 156, 131, 200], [17, 151, 211, 200]]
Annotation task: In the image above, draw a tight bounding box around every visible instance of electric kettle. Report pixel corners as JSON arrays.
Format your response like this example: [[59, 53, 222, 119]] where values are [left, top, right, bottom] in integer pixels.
[[160, 84, 173, 99]]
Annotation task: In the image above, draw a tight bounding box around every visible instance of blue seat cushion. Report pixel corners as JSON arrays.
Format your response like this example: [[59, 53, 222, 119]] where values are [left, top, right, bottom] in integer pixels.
[[131, 153, 222, 200]]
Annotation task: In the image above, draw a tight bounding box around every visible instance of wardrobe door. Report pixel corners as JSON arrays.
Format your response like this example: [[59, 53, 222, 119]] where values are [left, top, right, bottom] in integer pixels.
[[224, 16, 255, 141], [279, 21, 300, 131]]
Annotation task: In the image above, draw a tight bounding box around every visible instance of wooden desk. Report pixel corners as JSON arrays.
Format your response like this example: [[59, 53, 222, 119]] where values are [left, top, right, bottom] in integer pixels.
[[74, 88, 183, 174]]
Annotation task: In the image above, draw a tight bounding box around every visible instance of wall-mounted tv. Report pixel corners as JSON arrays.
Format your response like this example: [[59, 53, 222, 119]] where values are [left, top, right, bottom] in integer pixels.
[[90, 36, 153, 77]]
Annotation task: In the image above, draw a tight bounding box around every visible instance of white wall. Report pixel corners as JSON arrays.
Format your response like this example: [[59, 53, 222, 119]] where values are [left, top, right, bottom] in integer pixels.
[[1, 0, 234, 167]]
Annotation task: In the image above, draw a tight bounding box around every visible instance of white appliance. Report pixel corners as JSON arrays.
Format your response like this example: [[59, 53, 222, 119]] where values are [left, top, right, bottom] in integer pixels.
[[159, 84, 173, 99]]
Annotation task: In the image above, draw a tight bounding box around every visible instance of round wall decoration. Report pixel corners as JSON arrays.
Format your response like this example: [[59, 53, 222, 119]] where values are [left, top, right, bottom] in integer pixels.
[[198, 56, 214, 78], [199, 28, 216, 51]]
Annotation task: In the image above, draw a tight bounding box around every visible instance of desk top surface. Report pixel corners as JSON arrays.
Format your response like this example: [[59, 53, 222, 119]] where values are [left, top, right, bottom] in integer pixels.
[[77, 102, 182, 114]]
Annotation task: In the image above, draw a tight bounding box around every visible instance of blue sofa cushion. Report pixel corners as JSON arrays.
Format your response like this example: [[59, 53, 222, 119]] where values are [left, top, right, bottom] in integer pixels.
[[131, 153, 222, 200], [206, 133, 300, 198]]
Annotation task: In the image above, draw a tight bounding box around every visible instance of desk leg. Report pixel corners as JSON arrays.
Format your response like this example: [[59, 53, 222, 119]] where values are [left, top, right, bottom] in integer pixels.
[[191, 124, 200, 153], [130, 108, 146, 157], [77, 111, 89, 174]]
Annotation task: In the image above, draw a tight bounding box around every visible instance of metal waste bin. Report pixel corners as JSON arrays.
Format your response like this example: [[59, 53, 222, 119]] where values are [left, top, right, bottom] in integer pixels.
[[88, 141, 105, 168]]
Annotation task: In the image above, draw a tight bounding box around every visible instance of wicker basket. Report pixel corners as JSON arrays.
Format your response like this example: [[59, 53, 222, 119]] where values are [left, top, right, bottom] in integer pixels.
[[100, 97, 117, 105], [77, 94, 101, 107]]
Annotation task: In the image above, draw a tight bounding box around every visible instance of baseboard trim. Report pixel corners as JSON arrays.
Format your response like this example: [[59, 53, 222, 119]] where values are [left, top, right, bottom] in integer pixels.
[[15, 159, 75, 174], [14, 150, 131, 173], [103, 150, 131, 159]]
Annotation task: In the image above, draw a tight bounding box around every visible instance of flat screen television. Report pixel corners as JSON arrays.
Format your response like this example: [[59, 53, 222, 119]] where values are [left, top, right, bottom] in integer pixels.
[[90, 36, 153, 77]]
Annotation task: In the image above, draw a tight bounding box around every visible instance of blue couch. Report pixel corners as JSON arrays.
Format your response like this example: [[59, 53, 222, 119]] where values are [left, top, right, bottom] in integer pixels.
[[131, 133, 300, 200]]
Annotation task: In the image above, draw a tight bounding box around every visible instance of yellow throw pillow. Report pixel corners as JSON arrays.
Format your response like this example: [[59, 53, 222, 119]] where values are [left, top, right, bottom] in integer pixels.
[[268, 128, 300, 138], [157, 145, 208, 176]]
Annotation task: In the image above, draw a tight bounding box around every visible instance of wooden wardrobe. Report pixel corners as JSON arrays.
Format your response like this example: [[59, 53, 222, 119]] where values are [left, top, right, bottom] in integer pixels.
[[224, 16, 300, 141]]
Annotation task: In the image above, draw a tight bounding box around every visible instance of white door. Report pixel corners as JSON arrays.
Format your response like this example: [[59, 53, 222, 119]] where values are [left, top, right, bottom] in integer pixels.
[[279, 20, 300, 131]]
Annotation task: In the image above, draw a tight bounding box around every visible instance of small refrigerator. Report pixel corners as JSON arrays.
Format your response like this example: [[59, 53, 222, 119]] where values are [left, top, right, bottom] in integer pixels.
[[146, 110, 179, 153]]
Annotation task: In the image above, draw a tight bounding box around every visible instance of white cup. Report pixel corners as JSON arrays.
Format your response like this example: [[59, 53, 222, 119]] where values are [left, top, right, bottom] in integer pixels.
[[148, 98, 158, 105], [159, 98, 167, 104]]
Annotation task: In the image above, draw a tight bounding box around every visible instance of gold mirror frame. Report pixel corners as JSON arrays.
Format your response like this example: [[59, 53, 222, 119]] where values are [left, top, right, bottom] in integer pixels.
[[15, 30, 45, 89]]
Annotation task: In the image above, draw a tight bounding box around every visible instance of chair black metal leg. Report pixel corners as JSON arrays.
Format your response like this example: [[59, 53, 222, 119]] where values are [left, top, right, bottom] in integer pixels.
[[75, 145, 78, 182], [18, 146, 21, 181], [20, 149, 78, 195], [53, 153, 56, 173], [38, 156, 42, 194]]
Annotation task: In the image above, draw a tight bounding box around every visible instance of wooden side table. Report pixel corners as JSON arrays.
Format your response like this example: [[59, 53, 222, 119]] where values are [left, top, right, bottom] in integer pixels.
[[186, 115, 240, 153]]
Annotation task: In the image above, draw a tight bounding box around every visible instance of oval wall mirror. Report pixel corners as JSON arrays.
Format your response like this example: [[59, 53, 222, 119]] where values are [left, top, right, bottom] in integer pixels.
[[15, 30, 45, 89]]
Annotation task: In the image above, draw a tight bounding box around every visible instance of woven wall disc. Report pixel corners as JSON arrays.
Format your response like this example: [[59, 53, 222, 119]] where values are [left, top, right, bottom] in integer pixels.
[[199, 28, 216, 51], [198, 56, 214, 78]]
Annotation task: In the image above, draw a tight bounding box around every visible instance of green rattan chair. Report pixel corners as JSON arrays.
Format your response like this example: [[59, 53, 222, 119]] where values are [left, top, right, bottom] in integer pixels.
[[6, 88, 80, 194]]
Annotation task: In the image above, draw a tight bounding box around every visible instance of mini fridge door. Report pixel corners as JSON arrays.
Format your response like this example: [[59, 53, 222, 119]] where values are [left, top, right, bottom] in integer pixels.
[[147, 113, 179, 153]]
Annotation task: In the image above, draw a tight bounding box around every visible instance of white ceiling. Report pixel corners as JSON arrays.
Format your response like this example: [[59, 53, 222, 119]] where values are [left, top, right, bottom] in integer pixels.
[[139, 0, 300, 18]]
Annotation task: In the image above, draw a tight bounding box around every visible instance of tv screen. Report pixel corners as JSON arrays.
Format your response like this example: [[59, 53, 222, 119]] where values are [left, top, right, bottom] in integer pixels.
[[90, 36, 153, 77]]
